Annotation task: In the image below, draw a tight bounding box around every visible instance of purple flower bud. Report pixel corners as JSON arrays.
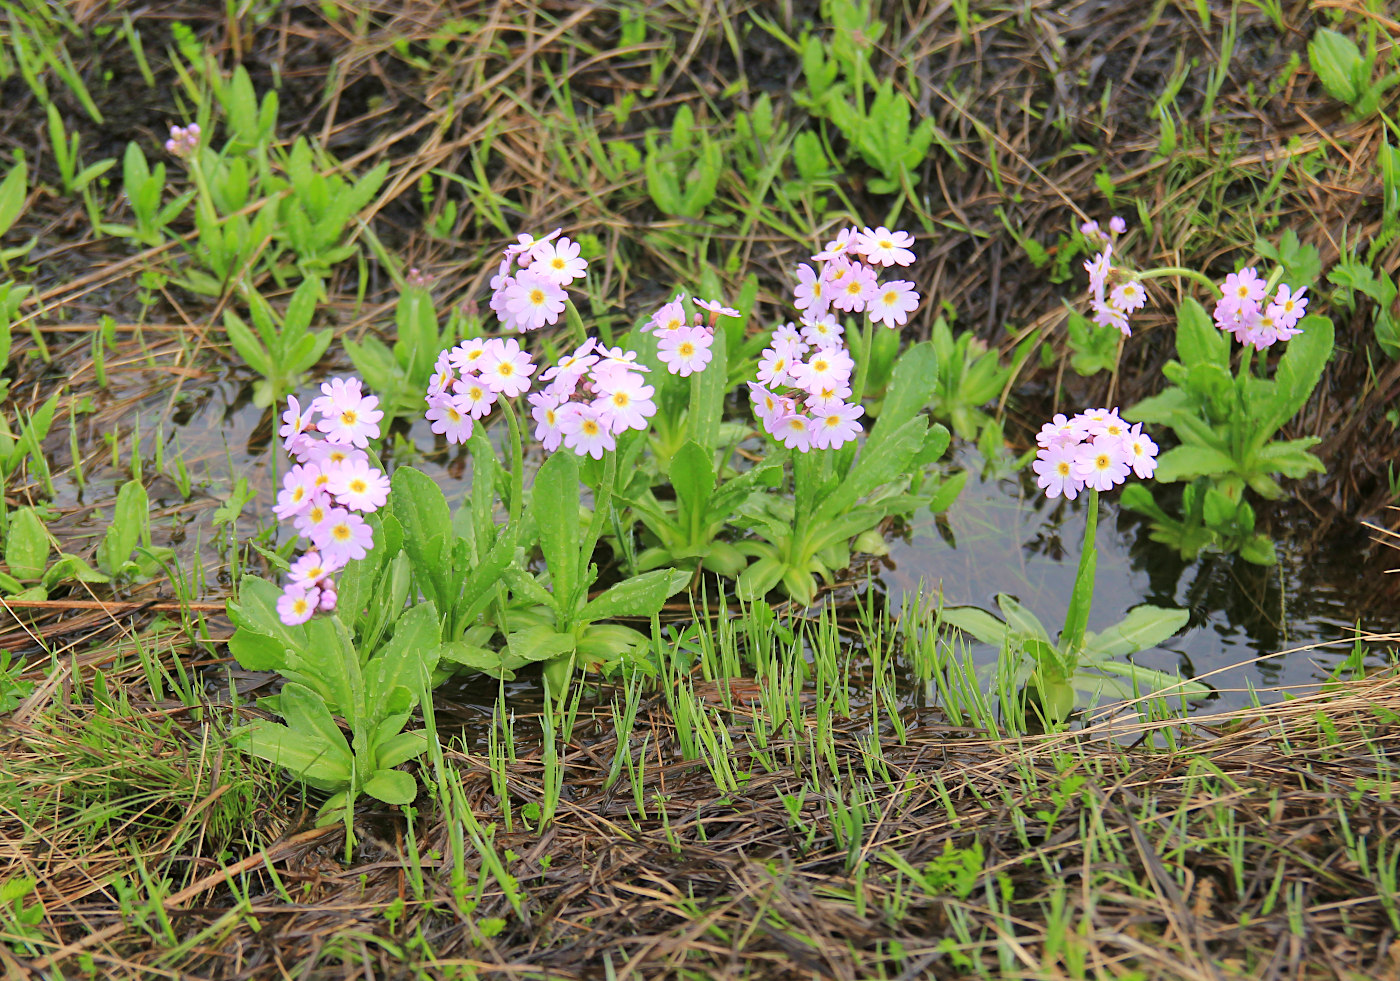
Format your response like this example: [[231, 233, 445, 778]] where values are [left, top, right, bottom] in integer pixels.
[[318, 589, 338, 612]]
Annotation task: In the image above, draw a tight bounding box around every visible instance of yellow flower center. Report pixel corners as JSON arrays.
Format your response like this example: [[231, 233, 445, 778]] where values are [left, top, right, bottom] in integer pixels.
[[1057, 461, 1071, 477], [349, 478, 367, 494], [582, 419, 600, 436], [679, 342, 695, 357], [497, 363, 514, 377], [529, 288, 545, 305], [612, 392, 630, 407], [332, 523, 351, 542], [340, 410, 357, 426]]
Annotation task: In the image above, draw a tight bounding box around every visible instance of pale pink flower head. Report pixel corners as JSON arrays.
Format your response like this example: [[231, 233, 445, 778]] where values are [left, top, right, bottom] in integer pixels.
[[1079, 406, 1128, 441], [800, 313, 844, 348], [279, 395, 312, 443], [505, 270, 567, 332], [314, 377, 383, 448], [529, 392, 566, 452], [657, 326, 714, 377], [854, 226, 915, 267], [1122, 424, 1159, 480], [1109, 279, 1146, 314], [1072, 435, 1131, 492], [1108, 215, 1127, 235], [288, 551, 345, 590], [830, 261, 877, 314], [1032, 443, 1082, 501], [425, 392, 474, 444], [1268, 284, 1308, 330], [790, 346, 854, 396], [1084, 248, 1113, 305], [757, 341, 799, 388], [478, 337, 536, 397], [529, 236, 587, 285], [594, 376, 656, 434], [793, 263, 830, 316], [866, 279, 920, 328], [560, 404, 616, 459], [327, 457, 390, 512], [453, 375, 498, 418], [449, 339, 487, 375], [773, 411, 814, 452], [1091, 298, 1130, 337], [809, 400, 864, 450], [274, 463, 322, 521], [318, 508, 374, 563], [1219, 267, 1267, 309], [812, 227, 859, 262], [427, 351, 456, 398], [1035, 413, 1081, 449], [748, 382, 782, 422], [695, 298, 740, 324], [645, 295, 688, 334], [277, 585, 321, 626], [505, 229, 560, 257]]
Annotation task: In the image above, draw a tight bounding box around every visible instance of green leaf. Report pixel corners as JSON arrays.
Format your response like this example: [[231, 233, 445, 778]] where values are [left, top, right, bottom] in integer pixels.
[[367, 602, 441, 720], [375, 730, 429, 770], [389, 467, 451, 607], [1081, 606, 1190, 659], [996, 594, 1052, 644], [578, 568, 690, 623], [96, 480, 147, 574], [228, 628, 287, 672], [1154, 445, 1238, 483], [1308, 28, 1362, 104], [669, 441, 715, 531], [4, 507, 49, 579], [811, 416, 926, 526], [1261, 315, 1333, 436], [689, 328, 728, 448], [506, 625, 577, 663], [363, 768, 417, 805], [0, 159, 28, 240], [940, 607, 1008, 647], [533, 450, 581, 614], [736, 555, 784, 601]]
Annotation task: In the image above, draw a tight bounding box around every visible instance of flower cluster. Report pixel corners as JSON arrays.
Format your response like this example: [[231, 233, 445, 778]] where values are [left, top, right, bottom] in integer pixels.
[[1213, 268, 1307, 351], [792, 225, 920, 329], [1031, 407, 1158, 501], [529, 339, 656, 458], [275, 377, 389, 625], [1080, 216, 1145, 337], [489, 230, 588, 333], [748, 322, 863, 452], [423, 337, 537, 445], [164, 122, 200, 158], [641, 295, 738, 377]]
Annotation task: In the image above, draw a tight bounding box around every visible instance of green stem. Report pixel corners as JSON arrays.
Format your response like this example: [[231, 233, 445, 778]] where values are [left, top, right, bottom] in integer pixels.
[[563, 298, 588, 348], [499, 398, 525, 528], [851, 316, 876, 405], [577, 450, 618, 613], [1135, 266, 1218, 292], [1059, 488, 1099, 664]]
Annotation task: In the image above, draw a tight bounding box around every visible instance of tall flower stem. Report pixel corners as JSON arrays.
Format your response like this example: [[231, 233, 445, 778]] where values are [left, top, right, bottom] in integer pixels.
[[851, 317, 876, 404], [577, 449, 618, 606], [498, 398, 525, 528], [1136, 266, 1218, 291], [1058, 488, 1100, 673]]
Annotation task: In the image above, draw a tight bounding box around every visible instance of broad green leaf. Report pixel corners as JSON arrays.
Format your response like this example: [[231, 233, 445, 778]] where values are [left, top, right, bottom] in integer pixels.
[[375, 731, 429, 770], [363, 768, 417, 805], [872, 340, 937, 450], [0, 160, 27, 240], [669, 441, 715, 532], [1261, 315, 1333, 437], [242, 719, 351, 791], [228, 627, 287, 672], [578, 568, 690, 622], [367, 602, 441, 720], [689, 327, 727, 448], [506, 625, 577, 663], [4, 507, 49, 579], [939, 607, 1008, 646], [390, 467, 451, 607], [736, 555, 784, 601], [996, 594, 1052, 644], [533, 450, 580, 613], [1308, 28, 1361, 104], [1154, 445, 1238, 483], [228, 575, 310, 654], [1081, 606, 1190, 659], [96, 480, 147, 574], [812, 416, 926, 526]]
